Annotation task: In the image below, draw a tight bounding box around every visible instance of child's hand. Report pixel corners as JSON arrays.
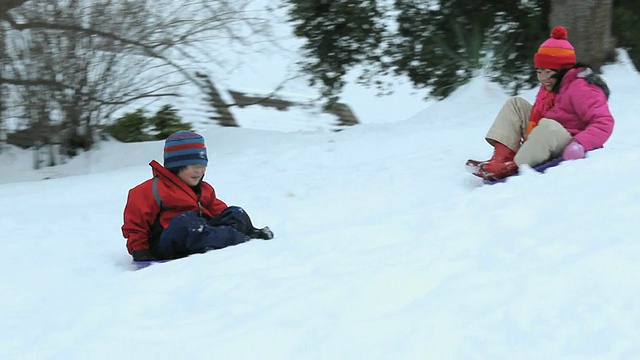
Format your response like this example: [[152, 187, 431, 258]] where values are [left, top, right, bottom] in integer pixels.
[[251, 226, 274, 240], [562, 141, 585, 160], [132, 249, 159, 261]]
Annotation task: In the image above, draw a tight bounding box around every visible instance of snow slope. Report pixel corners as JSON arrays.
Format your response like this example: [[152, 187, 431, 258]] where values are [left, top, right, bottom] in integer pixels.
[[0, 50, 639, 359]]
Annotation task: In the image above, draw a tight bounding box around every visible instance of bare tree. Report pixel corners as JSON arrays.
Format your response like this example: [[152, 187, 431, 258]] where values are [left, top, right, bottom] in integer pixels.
[[0, 0, 273, 156], [549, 0, 616, 72], [0, 24, 5, 154]]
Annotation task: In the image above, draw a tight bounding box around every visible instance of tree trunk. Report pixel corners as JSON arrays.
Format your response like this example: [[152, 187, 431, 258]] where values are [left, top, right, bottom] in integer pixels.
[[549, 0, 615, 72]]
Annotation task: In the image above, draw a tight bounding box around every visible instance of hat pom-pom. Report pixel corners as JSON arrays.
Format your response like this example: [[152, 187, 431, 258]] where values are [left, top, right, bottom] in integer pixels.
[[550, 26, 568, 40]]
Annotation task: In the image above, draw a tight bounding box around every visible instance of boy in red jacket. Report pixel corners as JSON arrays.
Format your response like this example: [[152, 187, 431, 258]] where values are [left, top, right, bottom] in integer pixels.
[[122, 130, 273, 261]]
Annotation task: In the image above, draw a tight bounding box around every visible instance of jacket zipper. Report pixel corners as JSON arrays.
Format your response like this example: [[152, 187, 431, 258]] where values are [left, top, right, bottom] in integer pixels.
[[154, 163, 207, 217]]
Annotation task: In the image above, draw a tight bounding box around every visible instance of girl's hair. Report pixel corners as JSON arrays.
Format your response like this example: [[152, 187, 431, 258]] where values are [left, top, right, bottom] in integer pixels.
[[550, 62, 610, 99], [550, 62, 591, 93], [550, 68, 570, 93]]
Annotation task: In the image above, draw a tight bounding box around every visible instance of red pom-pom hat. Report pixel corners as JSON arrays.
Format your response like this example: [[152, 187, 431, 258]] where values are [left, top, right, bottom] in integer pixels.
[[534, 26, 576, 70]]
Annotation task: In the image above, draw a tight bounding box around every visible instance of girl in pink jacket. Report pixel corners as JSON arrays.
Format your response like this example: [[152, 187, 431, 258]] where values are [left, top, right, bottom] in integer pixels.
[[467, 26, 615, 181]]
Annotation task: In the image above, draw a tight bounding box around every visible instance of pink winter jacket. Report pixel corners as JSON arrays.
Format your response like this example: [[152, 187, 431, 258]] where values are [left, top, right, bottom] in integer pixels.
[[543, 67, 614, 151]]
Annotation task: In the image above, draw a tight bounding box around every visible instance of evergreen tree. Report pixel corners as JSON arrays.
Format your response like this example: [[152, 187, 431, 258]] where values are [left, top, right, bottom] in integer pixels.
[[613, 0, 640, 68], [108, 109, 153, 143], [286, 0, 387, 102], [486, 0, 550, 95], [150, 105, 192, 140], [287, 0, 551, 100], [288, 0, 635, 101], [388, 0, 549, 98]]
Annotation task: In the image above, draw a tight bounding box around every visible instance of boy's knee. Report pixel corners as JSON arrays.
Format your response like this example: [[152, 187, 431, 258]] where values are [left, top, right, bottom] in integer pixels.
[[202, 226, 249, 249], [221, 206, 252, 224], [224, 206, 245, 216]]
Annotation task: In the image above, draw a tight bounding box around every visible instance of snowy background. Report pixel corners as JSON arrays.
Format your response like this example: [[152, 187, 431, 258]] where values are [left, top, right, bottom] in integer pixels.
[[1, 8, 640, 359]]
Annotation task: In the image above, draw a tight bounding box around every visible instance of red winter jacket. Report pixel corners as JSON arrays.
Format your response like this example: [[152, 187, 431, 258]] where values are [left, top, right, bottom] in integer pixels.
[[122, 160, 227, 254]]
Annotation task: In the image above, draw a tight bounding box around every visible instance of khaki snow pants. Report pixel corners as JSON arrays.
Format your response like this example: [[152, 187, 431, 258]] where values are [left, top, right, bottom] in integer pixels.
[[485, 96, 573, 167]]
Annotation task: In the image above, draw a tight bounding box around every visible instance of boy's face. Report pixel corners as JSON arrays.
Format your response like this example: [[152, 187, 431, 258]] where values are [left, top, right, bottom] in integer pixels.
[[178, 165, 206, 186]]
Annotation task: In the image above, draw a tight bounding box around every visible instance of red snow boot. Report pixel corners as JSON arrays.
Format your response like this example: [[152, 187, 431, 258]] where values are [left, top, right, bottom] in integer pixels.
[[465, 158, 488, 174], [479, 160, 518, 181], [468, 142, 518, 180], [477, 142, 518, 180]]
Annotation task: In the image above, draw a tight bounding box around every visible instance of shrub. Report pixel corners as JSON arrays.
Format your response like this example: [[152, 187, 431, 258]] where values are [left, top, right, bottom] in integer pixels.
[[150, 105, 192, 140], [108, 105, 192, 142], [107, 109, 152, 143]]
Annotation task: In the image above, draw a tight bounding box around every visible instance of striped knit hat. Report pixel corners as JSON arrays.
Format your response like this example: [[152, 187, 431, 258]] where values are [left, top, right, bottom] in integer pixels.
[[163, 130, 208, 169], [534, 26, 576, 70]]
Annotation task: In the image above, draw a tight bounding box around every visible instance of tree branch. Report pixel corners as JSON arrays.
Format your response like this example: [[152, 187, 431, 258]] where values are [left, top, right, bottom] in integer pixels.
[[0, 0, 29, 15], [3, 15, 150, 50], [0, 76, 66, 89], [95, 93, 181, 106]]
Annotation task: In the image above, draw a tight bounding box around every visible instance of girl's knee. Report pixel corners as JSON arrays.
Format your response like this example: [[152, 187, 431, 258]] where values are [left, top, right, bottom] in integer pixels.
[[508, 96, 527, 105]]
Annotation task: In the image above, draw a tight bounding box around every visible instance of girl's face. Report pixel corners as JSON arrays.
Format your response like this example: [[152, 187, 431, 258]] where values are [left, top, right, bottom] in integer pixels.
[[178, 164, 206, 186], [537, 68, 558, 91]]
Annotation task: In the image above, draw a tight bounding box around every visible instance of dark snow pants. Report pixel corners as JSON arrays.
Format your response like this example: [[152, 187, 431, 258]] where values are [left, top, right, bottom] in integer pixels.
[[155, 206, 256, 259]]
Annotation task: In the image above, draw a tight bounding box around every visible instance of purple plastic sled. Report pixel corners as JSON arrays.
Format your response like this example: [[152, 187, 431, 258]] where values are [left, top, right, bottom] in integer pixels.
[[483, 156, 564, 185], [132, 259, 171, 270]]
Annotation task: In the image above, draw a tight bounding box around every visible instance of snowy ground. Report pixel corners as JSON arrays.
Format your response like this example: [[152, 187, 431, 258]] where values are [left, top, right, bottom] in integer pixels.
[[1, 47, 640, 359]]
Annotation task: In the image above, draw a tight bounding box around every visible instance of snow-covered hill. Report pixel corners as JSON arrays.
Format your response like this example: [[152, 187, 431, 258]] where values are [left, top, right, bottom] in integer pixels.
[[1, 50, 639, 358]]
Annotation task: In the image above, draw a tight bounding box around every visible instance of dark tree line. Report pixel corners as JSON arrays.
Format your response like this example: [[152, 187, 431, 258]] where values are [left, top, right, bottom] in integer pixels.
[[288, 0, 631, 102], [288, 1, 387, 102], [613, 0, 640, 66], [2, 0, 636, 160]]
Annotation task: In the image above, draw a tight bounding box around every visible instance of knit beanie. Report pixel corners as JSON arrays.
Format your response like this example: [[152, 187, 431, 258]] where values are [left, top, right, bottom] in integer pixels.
[[533, 26, 577, 70], [163, 130, 208, 169]]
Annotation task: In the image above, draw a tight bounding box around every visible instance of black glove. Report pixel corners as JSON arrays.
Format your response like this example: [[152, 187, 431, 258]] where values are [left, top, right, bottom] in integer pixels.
[[250, 226, 274, 240], [132, 249, 159, 261]]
